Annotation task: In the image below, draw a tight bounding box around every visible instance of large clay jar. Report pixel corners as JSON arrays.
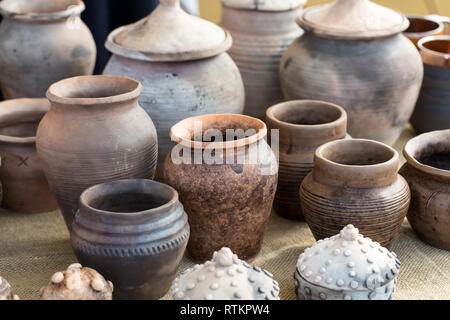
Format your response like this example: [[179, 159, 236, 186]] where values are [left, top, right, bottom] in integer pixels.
[[400, 130, 450, 250], [36, 76, 158, 231], [300, 139, 410, 248], [0, 99, 57, 213], [71, 179, 190, 300], [220, 0, 305, 120], [266, 100, 347, 221], [280, 0, 424, 146], [164, 114, 278, 262], [103, 0, 245, 175], [0, 0, 96, 99]]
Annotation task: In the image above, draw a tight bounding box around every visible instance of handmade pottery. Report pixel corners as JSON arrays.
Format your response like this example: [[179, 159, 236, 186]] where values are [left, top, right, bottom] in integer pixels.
[[220, 0, 305, 119], [0, 0, 96, 99], [0, 99, 58, 213], [400, 130, 450, 250], [404, 16, 444, 47], [172, 247, 280, 300], [0, 276, 19, 300], [266, 100, 347, 221], [164, 114, 278, 262], [300, 139, 410, 248], [36, 76, 158, 230], [71, 179, 190, 300], [294, 225, 400, 300], [280, 0, 423, 145]]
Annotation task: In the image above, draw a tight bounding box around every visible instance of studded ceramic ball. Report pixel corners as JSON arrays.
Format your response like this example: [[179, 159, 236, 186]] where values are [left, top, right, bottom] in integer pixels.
[[0, 276, 19, 300], [294, 225, 401, 300]]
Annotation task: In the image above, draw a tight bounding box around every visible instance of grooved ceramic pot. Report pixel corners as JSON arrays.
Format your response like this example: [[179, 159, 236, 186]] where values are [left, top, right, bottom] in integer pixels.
[[164, 114, 278, 262], [400, 130, 450, 250], [36, 76, 158, 231], [404, 16, 444, 47], [0, 0, 96, 99], [71, 179, 190, 300], [266, 100, 348, 220], [300, 139, 410, 248], [0, 99, 57, 213]]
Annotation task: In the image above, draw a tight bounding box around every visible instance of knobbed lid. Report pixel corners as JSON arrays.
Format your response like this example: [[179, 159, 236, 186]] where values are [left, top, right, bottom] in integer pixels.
[[221, 0, 306, 11]]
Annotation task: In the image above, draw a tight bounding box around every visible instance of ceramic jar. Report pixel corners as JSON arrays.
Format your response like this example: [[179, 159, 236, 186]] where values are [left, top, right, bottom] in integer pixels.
[[220, 0, 305, 120], [71, 179, 190, 300], [36, 76, 158, 230], [0, 99, 58, 213], [164, 114, 278, 262], [404, 16, 444, 47], [266, 100, 348, 221], [400, 130, 450, 250], [300, 139, 410, 248], [0, 0, 96, 99], [0, 276, 19, 300], [280, 0, 423, 146]]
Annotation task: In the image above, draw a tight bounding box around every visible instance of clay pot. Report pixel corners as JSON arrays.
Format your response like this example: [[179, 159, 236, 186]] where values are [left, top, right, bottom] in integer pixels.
[[164, 114, 278, 262], [36, 76, 158, 231], [266, 100, 348, 221], [300, 139, 410, 248], [71, 179, 190, 300], [404, 16, 444, 47], [399, 130, 450, 250], [0, 0, 96, 99], [280, 0, 424, 146], [0, 99, 57, 213], [220, 0, 305, 120]]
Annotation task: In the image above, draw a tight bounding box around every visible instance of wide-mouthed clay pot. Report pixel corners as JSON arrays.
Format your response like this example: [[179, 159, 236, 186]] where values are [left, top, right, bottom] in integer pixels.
[[71, 179, 190, 300], [164, 114, 278, 262], [280, 0, 423, 145], [266, 100, 348, 221], [0, 0, 96, 99], [0, 99, 57, 213], [220, 0, 305, 120], [399, 130, 450, 250], [36, 76, 158, 231], [300, 139, 410, 248], [404, 16, 444, 47]]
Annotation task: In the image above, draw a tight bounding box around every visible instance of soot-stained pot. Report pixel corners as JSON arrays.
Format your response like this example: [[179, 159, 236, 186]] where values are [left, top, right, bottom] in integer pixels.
[[0, 276, 19, 300], [71, 179, 190, 300], [164, 114, 278, 262], [0, 0, 96, 99], [404, 16, 444, 47], [294, 225, 401, 300], [400, 130, 450, 250], [300, 139, 410, 248], [280, 0, 424, 145], [36, 76, 158, 231]]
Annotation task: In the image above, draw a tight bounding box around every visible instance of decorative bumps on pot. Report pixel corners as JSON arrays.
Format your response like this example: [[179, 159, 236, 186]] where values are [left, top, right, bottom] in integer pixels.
[[0, 276, 19, 300], [172, 247, 280, 300], [294, 225, 400, 300]]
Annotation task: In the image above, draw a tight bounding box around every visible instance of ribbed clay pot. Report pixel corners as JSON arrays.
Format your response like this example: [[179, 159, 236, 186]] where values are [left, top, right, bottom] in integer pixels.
[[0, 0, 96, 99], [266, 100, 348, 221], [164, 114, 278, 262], [71, 179, 190, 300], [300, 139, 410, 248], [404, 16, 444, 47], [400, 130, 450, 250], [0, 99, 57, 213], [36, 76, 158, 231]]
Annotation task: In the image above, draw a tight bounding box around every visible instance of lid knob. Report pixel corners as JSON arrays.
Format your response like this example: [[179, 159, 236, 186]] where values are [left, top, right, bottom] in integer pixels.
[[213, 247, 234, 267], [340, 225, 359, 241], [160, 0, 180, 6]]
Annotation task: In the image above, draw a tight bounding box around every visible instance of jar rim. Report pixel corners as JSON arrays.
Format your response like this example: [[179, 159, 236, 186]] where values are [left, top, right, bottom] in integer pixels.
[[404, 15, 444, 39], [0, 0, 85, 21]]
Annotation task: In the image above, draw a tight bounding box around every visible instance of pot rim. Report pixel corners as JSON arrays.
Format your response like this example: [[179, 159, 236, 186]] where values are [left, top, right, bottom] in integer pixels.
[[220, 0, 306, 12], [0, 0, 85, 21], [418, 35, 450, 61], [404, 15, 444, 39]]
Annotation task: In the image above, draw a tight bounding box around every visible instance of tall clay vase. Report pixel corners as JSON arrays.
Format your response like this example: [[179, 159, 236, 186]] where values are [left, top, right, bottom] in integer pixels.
[[0, 0, 96, 99], [71, 179, 190, 300], [300, 139, 410, 248], [400, 130, 450, 250], [266, 100, 347, 221], [36, 76, 158, 231], [0, 99, 57, 213], [164, 114, 278, 262]]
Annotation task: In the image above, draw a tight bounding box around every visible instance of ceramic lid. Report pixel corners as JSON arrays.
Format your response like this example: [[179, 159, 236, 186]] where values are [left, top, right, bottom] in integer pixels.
[[221, 0, 306, 11], [105, 0, 231, 62], [297, 0, 409, 40]]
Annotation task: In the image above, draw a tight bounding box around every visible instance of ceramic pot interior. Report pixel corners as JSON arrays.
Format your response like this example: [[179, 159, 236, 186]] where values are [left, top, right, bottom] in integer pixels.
[[0, 0, 82, 14], [270, 101, 343, 126], [0, 113, 42, 139], [405, 17, 442, 35], [406, 134, 450, 171], [421, 39, 450, 54]]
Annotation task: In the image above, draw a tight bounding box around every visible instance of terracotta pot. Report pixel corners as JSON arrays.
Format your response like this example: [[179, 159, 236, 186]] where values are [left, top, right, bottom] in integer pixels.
[[71, 179, 190, 300], [399, 130, 450, 250], [36, 75, 158, 230], [266, 100, 347, 221], [0, 99, 57, 213], [220, 0, 305, 120], [0, 0, 96, 99], [164, 114, 278, 262], [280, 0, 423, 146], [404, 16, 444, 47], [300, 139, 410, 248]]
